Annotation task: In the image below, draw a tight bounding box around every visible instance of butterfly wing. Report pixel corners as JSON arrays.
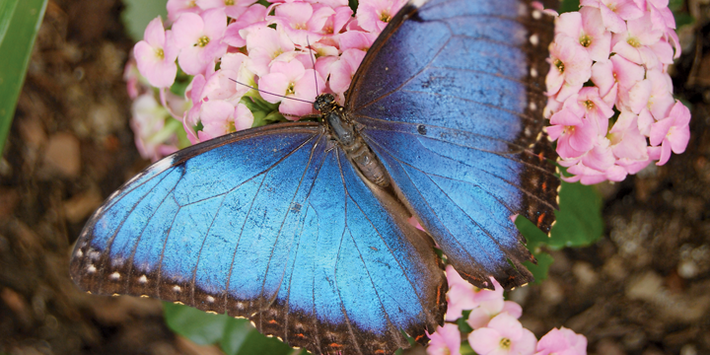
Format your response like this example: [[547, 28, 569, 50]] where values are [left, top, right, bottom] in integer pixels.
[[70, 123, 446, 354], [347, 0, 559, 288]]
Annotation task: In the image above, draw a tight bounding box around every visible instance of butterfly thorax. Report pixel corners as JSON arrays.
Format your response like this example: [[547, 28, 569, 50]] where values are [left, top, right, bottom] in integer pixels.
[[314, 94, 390, 188]]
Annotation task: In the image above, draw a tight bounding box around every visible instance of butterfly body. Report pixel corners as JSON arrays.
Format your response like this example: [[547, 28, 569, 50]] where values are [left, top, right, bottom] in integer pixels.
[[317, 93, 391, 187], [70, 0, 558, 354]]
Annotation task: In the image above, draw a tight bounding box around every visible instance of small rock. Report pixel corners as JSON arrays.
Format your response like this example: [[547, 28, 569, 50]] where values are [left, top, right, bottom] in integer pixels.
[[572, 261, 598, 287], [540, 278, 564, 305], [626, 271, 663, 302], [595, 338, 627, 355], [603, 255, 628, 281], [63, 188, 103, 223], [678, 259, 698, 279], [680, 344, 698, 355], [42, 132, 81, 178]]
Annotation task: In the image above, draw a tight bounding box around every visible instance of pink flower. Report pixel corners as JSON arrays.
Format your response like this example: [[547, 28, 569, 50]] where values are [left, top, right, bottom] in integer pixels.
[[444, 266, 522, 327], [201, 52, 254, 104], [258, 59, 325, 117], [134, 17, 179, 88], [468, 313, 537, 355], [327, 48, 366, 97], [196, 0, 257, 19], [644, 68, 675, 120], [647, 0, 676, 31], [546, 36, 592, 101], [444, 265, 481, 321], [242, 25, 296, 76], [321, 5, 354, 37], [624, 68, 674, 135], [576, 87, 614, 133], [591, 55, 644, 100], [580, 0, 644, 33], [546, 95, 596, 158], [534, 327, 587, 355], [426, 323, 461, 355], [555, 8, 612, 62], [356, 0, 408, 33], [611, 12, 668, 69], [578, 136, 617, 173], [197, 100, 254, 142], [130, 94, 180, 161], [172, 9, 228, 75], [407, 216, 425, 231], [467, 296, 523, 329], [273, 2, 334, 46], [184, 74, 208, 139], [222, 4, 268, 48], [338, 29, 378, 51], [649, 101, 691, 165], [561, 152, 627, 185], [167, 0, 202, 22], [124, 57, 143, 99], [609, 110, 651, 174]]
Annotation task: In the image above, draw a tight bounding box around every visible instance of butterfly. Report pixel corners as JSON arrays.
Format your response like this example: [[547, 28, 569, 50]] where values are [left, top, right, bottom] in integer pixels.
[[70, 0, 558, 354]]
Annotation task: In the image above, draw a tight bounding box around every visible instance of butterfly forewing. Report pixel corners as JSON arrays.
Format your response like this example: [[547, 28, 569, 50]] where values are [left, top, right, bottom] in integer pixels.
[[70, 123, 446, 355], [347, 0, 559, 288]]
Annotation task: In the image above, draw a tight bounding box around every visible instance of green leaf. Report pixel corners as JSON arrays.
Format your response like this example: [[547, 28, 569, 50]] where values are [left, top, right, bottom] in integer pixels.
[[228, 328, 295, 355], [674, 13, 694, 28], [522, 250, 555, 282], [219, 319, 255, 355], [164, 302, 301, 355], [516, 216, 555, 283], [460, 342, 476, 355], [549, 180, 603, 249], [121, 0, 168, 42], [558, 0, 580, 13], [669, 0, 684, 11], [163, 302, 231, 345], [516, 180, 603, 282], [0, 0, 48, 153]]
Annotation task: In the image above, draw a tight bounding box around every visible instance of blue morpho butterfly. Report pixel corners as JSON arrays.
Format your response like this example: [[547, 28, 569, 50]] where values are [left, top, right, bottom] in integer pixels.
[[70, 0, 559, 353]]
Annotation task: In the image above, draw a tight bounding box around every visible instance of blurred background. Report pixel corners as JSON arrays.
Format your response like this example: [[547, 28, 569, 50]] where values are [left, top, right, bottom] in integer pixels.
[[1, 0, 709, 354]]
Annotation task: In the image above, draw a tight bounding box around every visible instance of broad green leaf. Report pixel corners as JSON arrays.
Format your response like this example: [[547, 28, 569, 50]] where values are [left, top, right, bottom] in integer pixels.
[[522, 251, 555, 282], [164, 302, 303, 355], [228, 327, 297, 355], [559, 0, 580, 13], [516, 215, 555, 283], [549, 180, 603, 249], [163, 302, 231, 345], [517, 180, 603, 282], [0, 0, 48, 152], [219, 319, 254, 355], [121, 0, 168, 41]]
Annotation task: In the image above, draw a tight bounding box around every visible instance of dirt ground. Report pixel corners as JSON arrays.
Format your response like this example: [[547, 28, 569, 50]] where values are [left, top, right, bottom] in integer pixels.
[[1, 0, 709, 354]]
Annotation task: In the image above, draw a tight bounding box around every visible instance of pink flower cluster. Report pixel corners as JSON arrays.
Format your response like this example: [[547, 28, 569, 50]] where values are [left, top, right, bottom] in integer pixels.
[[545, 0, 690, 185], [427, 266, 587, 355], [131, 0, 407, 151]]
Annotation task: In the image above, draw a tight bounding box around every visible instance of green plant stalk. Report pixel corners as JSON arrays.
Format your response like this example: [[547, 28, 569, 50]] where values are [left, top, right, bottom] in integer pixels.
[[0, 0, 48, 153]]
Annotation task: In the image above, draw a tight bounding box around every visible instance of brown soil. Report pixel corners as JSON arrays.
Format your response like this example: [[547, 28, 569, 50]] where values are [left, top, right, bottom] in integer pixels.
[[1, 1, 709, 354]]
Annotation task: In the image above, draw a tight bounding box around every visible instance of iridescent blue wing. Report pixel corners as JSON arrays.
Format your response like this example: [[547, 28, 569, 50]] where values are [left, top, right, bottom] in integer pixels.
[[347, 0, 559, 288], [69, 123, 446, 354]]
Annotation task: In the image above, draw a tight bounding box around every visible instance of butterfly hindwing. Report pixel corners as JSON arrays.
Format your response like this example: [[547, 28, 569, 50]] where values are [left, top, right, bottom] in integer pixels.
[[70, 123, 446, 355], [348, 0, 559, 288]]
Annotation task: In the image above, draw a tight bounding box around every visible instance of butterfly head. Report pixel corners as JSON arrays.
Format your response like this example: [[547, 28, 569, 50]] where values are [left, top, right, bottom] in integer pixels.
[[313, 93, 337, 113]]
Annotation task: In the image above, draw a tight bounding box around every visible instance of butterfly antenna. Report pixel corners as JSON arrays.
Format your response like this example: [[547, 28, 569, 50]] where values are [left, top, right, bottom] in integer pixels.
[[306, 36, 319, 95], [229, 78, 314, 104]]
